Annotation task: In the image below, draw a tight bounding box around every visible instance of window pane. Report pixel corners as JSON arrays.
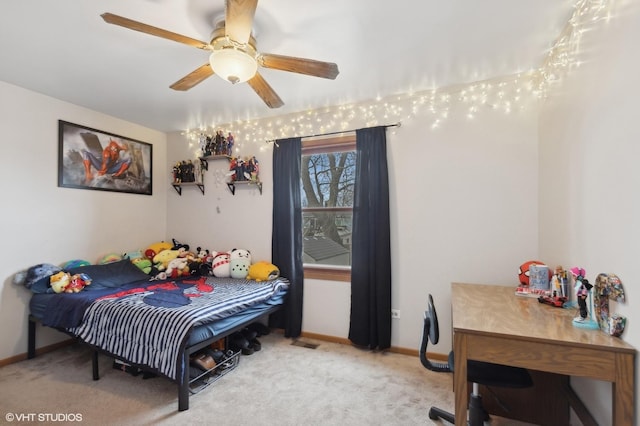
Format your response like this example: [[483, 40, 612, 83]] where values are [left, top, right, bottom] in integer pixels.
[[302, 211, 352, 267], [300, 150, 355, 267], [301, 152, 355, 208]]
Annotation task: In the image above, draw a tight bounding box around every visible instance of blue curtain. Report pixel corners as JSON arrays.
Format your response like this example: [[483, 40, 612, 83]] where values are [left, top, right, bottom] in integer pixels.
[[270, 137, 304, 337], [348, 126, 392, 350]]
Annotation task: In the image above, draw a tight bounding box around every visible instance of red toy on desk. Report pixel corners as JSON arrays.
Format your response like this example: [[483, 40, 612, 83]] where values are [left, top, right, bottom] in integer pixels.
[[538, 294, 568, 308]]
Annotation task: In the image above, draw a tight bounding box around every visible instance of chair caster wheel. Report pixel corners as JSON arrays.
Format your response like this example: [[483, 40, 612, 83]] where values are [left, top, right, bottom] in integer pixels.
[[428, 408, 438, 420]]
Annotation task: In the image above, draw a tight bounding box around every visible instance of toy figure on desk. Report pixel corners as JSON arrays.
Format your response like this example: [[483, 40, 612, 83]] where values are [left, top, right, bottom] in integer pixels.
[[571, 267, 599, 329], [576, 278, 593, 320], [538, 265, 569, 307], [551, 265, 569, 298]]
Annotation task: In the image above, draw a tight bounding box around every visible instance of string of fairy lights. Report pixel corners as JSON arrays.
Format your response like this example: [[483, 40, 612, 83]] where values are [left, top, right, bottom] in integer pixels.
[[181, 0, 613, 155]]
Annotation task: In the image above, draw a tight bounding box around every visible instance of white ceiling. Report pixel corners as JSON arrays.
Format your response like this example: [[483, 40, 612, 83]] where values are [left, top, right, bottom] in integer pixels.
[[0, 0, 574, 133]]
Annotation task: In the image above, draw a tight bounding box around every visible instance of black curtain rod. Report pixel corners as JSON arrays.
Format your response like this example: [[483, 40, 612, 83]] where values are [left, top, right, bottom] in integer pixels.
[[267, 122, 401, 144]]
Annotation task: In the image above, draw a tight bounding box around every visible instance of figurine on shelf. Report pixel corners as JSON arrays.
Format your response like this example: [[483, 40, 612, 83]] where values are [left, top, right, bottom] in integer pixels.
[[228, 157, 238, 181], [247, 156, 259, 181], [226, 133, 234, 156], [203, 136, 213, 157], [200, 134, 208, 157], [237, 157, 247, 181], [214, 130, 225, 155], [172, 162, 182, 184], [186, 160, 195, 182]]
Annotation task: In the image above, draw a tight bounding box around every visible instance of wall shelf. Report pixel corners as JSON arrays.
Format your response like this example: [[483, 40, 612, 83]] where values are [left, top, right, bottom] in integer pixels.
[[199, 155, 231, 171], [226, 180, 262, 195], [172, 182, 205, 196]]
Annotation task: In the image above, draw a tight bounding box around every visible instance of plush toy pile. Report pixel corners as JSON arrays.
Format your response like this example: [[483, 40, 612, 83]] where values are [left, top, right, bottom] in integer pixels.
[[13, 237, 280, 294]]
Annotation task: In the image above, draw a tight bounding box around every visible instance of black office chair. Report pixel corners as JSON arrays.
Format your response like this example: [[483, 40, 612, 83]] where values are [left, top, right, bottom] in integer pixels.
[[419, 294, 533, 425]]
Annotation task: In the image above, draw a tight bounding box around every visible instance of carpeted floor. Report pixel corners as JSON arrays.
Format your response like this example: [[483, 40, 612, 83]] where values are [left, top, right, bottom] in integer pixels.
[[0, 333, 533, 425]]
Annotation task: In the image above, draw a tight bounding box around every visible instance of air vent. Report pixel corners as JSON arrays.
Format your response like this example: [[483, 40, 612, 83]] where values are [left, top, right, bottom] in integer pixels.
[[291, 340, 319, 349]]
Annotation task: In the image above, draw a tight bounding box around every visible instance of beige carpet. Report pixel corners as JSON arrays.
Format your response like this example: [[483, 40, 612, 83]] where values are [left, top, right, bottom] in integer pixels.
[[0, 333, 533, 425]]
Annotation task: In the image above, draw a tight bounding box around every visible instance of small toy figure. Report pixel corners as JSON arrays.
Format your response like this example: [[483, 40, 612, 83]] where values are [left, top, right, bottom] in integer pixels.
[[571, 267, 593, 321], [551, 265, 569, 297], [172, 162, 182, 183], [248, 156, 259, 181], [185, 159, 195, 182], [576, 280, 594, 320], [226, 133, 234, 155], [200, 134, 210, 156], [236, 157, 247, 181], [228, 157, 238, 181], [215, 130, 225, 155]]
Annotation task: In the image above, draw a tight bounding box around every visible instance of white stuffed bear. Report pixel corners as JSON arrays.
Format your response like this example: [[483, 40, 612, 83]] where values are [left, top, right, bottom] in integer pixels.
[[229, 248, 251, 279], [211, 251, 231, 278], [165, 257, 189, 278]]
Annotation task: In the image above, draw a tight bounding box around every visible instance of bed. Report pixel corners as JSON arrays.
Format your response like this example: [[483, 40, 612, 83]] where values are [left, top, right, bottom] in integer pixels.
[[24, 259, 289, 411]]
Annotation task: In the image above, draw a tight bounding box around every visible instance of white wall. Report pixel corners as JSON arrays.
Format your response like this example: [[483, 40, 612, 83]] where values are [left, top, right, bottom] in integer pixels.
[[165, 133, 274, 262], [538, 1, 640, 422], [0, 81, 168, 360], [165, 94, 540, 353]]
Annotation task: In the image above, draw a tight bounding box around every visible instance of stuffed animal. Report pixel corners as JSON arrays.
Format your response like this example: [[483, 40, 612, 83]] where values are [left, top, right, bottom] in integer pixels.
[[153, 249, 181, 271], [144, 241, 172, 259], [132, 257, 153, 274], [13, 263, 61, 291], [123, 249, 144, 261], [98, 253, 123, 264], [50, 271, 71, 293], [165, 257, 189, 278], [230, 248, 251, 262], [196, 247, 210, 261], [61, 259, 91, 269], [247, 261, 280, 282], [188, 258, 210, 276], [230, 259, 250, 279], [66, 273, 92, 293], [230, 249, 251, 279], [211, 251, 231, 277]]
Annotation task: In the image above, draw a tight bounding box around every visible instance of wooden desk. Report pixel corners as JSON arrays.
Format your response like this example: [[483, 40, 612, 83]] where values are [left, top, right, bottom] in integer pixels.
[[451, 283, 636, 426]]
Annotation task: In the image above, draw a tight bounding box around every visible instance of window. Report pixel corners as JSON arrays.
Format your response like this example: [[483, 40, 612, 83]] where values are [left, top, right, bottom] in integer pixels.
[[300, 134, 355, 281]]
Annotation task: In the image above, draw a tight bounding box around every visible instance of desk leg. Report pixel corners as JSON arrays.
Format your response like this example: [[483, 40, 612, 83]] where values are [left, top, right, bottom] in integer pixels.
[[613, 352, 635, 426], [454, 333, 468, 426]]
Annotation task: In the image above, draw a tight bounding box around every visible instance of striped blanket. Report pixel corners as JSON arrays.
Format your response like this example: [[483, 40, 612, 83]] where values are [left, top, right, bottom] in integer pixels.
[[67, 276, 289, 381]]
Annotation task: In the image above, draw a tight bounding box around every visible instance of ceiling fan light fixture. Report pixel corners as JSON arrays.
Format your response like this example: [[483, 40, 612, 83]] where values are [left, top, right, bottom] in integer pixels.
[[209, 38, 258, 84]]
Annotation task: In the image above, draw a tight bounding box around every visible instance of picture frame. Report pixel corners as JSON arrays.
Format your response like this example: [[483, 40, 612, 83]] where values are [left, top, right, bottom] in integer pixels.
[[58, 120, 152, 195]]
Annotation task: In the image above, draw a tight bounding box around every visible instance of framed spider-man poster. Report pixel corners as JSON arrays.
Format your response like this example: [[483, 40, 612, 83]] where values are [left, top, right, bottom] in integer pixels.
[[58, 120, 152, 195]]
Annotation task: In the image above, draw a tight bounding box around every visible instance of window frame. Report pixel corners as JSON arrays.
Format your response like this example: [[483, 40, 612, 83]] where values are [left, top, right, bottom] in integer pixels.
[[301, 133, 356, 282]]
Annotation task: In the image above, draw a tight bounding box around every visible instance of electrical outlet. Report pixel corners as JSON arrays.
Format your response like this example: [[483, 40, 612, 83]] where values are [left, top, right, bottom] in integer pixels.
[[391, 309, 401, 319]]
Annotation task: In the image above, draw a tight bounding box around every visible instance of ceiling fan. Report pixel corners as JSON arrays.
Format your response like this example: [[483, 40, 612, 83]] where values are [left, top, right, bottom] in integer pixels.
[[101, 0, 339, 108]]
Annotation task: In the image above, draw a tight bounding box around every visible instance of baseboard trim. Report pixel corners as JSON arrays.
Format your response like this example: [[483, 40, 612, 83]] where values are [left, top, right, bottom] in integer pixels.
[[299, 331, 448, 361], [0, 339, 74, 368], [1, 332, 448, 367]]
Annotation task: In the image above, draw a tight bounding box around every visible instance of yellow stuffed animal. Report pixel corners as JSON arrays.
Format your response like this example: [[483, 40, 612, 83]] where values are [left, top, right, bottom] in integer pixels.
[[50, 271, 71, 293], [153, 249, 180, 271], [247, 261, 280, 282]]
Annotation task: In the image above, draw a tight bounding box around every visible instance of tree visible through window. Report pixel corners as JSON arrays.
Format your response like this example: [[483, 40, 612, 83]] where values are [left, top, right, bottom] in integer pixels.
[[300, 134, 355, 275]]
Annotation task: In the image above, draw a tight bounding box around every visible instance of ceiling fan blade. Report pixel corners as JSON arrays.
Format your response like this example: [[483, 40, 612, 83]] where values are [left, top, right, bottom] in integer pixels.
[[225, 0, 258, 44], [170, 63, 214, 91], [101, 13, 210, 50], [259, 53, 339, 80], [247, 72, 284, 108]]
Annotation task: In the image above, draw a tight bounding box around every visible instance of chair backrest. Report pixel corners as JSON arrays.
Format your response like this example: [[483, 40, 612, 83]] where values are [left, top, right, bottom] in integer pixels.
[[419, 294, 451, 373]]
